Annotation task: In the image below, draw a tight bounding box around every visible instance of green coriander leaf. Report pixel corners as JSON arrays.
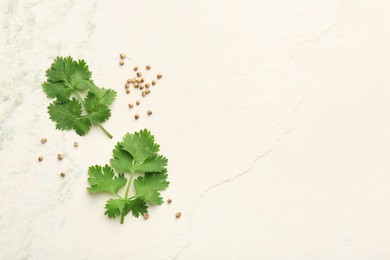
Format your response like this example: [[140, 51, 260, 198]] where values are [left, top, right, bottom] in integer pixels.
[[121, 129, 160, 162], [48, 98, 89, 131], [133, 155, 168, 173], [73, 117, 92, 136], [88, 165, 127, 194], [84, 92, 111, 123], [134, 171, 169, 205], [110, 143, 134, 174], [123, 198, 148, 218], [42, 81, 72, 101], [105, 198, 127, 219], [87, 84, 117, 106]]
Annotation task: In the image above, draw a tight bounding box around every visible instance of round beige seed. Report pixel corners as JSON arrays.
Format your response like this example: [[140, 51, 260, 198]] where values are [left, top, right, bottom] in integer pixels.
[[143, 213, 149, 220], [140, 84, 144, 90], [134, 114, 139, 120], [146, 65, 151, 70], [57, 154, 64, 160], [128, 103, 133, 109], [145, 83, 150, 88], [134, 83, 139, 88], [74, 142, 79, 148], [131, 78, 136, 83], [142, 91, 146, 97], [125, 83, 130, 89], [145, 89, 151, 94], [127, 79, 132, 83], [175, 212, 181, 219], [136, 100, 140, 106], [167, 198, 172, 204], [133, 66, 138, 71], [120, 53, 126, 59], [41, 138, 47, 144], [147, 110, 153, 116], [126, 89, 130, 94], [38, 156, 43, 162], [60, 172, 65, 177], [136, 79, 140, 83], [140, 78, 145, 83], [119, 60, 124, 66], [137, 72, 142, 77], [151, 80, 156, 85], [157, 74, 162, 79]]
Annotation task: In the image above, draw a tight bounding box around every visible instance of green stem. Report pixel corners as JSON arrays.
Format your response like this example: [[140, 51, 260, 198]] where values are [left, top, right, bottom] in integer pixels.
[[72, 90, 113, 139], [121, 171, 136, 224]]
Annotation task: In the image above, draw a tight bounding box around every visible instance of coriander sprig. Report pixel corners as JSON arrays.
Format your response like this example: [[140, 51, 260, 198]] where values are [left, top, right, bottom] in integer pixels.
[[87, 129, 169, 224], [42, 56, 116, 138]]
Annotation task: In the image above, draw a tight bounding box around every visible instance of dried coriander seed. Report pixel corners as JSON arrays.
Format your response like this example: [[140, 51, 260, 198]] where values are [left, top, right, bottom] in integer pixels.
[[145, 89, 151, 94], [175, 212, 181, 219], [142, 91, 146, 97], [126, 89, 131, 94], [127, 79, 132, 83], [147, 110, 153, 116], [119, 60, 125, 66], [57, 154, 64, 160], [128, 103, 134, 109], [38, 156, 43, 162], [140, 84, 144, 90], [74, 142, 79, 148], [120, 53, 126, 59], [140, 78, 145, 83], [146, 65, 151, 70], [133, 66, 138, 71], [134, 114, 139, 120], [136, 100, 140, 106], [131, 78, 136, 83], [143, 213, 149, 220], [137, 72, 142, 77], [167, 198, 172, 204], [41, 138, 47, 144], [60, 172, 65, 177], [134, 83, 139, 88], [145, 83, 150, 88], [151, 80, 156, 85], [125, 83, 130, 89], [157, 74, 162, 79]]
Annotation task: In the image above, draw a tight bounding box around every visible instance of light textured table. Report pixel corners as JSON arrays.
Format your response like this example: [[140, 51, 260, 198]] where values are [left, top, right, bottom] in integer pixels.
[[1, 0, 390, 259]]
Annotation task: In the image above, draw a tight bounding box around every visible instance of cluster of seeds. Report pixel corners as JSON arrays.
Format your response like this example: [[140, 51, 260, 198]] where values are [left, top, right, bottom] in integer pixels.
[[38, 137, 78, 178], [119, 53, 163, 120]]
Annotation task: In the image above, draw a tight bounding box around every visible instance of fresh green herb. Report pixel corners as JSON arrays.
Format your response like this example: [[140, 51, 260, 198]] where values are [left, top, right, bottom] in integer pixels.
[[42, 56, 116, 138], [87, 129, 169, 224]]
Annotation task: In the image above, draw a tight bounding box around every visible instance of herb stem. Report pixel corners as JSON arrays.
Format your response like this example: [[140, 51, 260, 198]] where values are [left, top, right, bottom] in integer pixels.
[[121, 171, 136, 224], [72, 90, 113, 139]]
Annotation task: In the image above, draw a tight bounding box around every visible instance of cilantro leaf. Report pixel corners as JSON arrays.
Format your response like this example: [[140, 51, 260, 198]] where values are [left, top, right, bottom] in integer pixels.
[[42, 56, 116, 138], [48, 98, 92, 135], [110, 143, 134, 175], [105, 198, 127, 219], [121, 129, 160, 162], [84, 92, 111, 123], [87, 165, 127, 194], [123, 198, 148, 218], [134, 171, 169, 205], [88, 130, 169, 224], [105, 198, 148, 219], [42, 81, 72, 101], [133, 155, 168, 173]]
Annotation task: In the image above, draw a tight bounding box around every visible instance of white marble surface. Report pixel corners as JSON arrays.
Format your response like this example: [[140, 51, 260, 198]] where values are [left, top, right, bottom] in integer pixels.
[[1, 0, 390, 259]]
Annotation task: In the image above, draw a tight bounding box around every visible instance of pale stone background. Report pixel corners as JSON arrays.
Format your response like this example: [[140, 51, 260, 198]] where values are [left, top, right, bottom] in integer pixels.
[[1, 0, 390, 259]]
